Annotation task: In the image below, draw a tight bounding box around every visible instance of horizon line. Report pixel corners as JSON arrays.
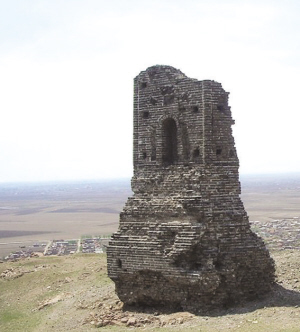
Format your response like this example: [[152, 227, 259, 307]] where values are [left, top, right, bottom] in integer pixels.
[[1, 171, 300, 185]]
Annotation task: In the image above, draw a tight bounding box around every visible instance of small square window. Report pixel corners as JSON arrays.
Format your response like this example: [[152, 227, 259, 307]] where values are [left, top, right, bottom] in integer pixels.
[[193, 148, 200, 158], [216, 148, 222, 155], [192, 106, 199, 113], [217, 105, 225, 112], [141, 82, 147, 89], [163, 95, 175, 105], [150, 97, 157, 105], [143, 111, 149, 119]]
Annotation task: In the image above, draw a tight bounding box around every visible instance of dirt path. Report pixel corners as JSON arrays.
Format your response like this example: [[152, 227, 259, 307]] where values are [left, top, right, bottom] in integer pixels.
[[43, 240, 52, 255]]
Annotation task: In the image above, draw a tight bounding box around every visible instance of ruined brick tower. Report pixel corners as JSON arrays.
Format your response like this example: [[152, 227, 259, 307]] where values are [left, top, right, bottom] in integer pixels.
[[107, 65, 275, 312]]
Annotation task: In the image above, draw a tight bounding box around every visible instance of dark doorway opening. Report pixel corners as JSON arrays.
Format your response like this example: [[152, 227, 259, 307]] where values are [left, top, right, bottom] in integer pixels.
[[162, 118, 178, 165]]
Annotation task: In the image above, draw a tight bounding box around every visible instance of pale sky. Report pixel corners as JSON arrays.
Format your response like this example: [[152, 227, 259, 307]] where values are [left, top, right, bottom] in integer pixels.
[[0, 0, 300, 183]]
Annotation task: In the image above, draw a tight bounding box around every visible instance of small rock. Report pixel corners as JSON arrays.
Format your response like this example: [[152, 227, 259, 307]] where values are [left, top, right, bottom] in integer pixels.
[[177, 317, 184, 324], [95, 321, 103, 328], [127, 317, 137, 326]]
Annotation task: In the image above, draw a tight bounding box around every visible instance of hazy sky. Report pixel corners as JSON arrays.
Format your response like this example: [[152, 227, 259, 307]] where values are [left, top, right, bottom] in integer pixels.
[[1, 0, 300, 183]]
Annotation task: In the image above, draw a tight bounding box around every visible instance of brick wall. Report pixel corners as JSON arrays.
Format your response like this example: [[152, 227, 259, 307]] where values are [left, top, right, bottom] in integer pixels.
[[107, 65, 275, 313]]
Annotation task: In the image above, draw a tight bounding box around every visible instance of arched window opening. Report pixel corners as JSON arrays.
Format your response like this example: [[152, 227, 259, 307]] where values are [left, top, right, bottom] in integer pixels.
[[162, 118, 178, 165]]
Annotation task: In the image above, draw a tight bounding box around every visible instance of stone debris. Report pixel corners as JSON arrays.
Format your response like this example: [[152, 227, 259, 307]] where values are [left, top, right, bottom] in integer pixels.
[[107, 65, 275, 312], [38, 294, 64, 310], [0, 268, 24, 280], [82, 300, 195, 328], [0, 266, 48, 280], [38, 292, 72, 310]]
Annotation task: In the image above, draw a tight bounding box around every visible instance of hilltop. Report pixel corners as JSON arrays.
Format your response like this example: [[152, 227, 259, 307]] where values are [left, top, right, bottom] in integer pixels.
[[0, 250, 300, 332]]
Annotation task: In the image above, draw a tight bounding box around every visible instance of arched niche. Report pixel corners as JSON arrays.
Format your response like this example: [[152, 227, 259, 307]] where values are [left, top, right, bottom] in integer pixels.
[[162, 118, 178, 165]]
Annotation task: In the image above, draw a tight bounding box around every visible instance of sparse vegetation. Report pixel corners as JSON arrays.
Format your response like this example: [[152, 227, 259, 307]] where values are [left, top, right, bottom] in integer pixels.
[[0, 251, 300, 332]]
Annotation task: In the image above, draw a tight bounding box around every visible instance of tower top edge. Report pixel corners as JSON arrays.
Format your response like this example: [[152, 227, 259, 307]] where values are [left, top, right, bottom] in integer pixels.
[[135, 65, 223, 86], [135, 65, 186, 79]]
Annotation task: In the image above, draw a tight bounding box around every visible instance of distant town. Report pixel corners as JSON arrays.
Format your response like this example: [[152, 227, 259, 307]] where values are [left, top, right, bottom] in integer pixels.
[[2, 214, 300, 262], [250, 217, 300, 250], [3, 236, 110, 261]]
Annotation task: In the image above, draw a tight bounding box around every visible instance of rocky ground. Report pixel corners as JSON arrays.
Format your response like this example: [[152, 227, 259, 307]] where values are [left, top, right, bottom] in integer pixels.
[[0, 251, 300, 332]]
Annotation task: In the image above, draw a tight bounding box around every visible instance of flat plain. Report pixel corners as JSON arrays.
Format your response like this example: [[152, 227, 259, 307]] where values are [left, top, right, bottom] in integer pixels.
[[1, 174, 300, 258], [0, 179, 131, 258], [240, 173, 300, 222]]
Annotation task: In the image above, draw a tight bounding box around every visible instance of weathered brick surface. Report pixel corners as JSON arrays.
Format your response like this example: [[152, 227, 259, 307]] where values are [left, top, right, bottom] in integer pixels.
[[107, 65, 275, 312]]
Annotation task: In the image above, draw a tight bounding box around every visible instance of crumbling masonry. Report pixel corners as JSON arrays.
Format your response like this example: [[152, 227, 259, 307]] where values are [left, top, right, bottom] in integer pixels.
[[107, 65, 275, 312]]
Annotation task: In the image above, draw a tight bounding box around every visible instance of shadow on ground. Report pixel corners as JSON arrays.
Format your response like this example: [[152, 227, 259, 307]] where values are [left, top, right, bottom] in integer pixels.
[[123, 283, 300, 317], [214, 284, 300, 316]]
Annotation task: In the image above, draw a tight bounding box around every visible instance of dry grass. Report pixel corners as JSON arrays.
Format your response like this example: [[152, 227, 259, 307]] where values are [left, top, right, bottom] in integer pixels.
[[0, 251, 300, 332]]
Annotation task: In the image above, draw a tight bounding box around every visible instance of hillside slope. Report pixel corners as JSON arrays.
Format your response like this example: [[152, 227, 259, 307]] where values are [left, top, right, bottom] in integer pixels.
[[0, 251, 300, 332]]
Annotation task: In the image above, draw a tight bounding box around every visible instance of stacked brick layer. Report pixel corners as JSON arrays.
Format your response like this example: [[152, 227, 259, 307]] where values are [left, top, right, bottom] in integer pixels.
[[107, 66, 275, 312]]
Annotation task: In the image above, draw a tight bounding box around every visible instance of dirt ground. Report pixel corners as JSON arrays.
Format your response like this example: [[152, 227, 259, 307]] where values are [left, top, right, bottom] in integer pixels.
[[0, 250, 300, 332]]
